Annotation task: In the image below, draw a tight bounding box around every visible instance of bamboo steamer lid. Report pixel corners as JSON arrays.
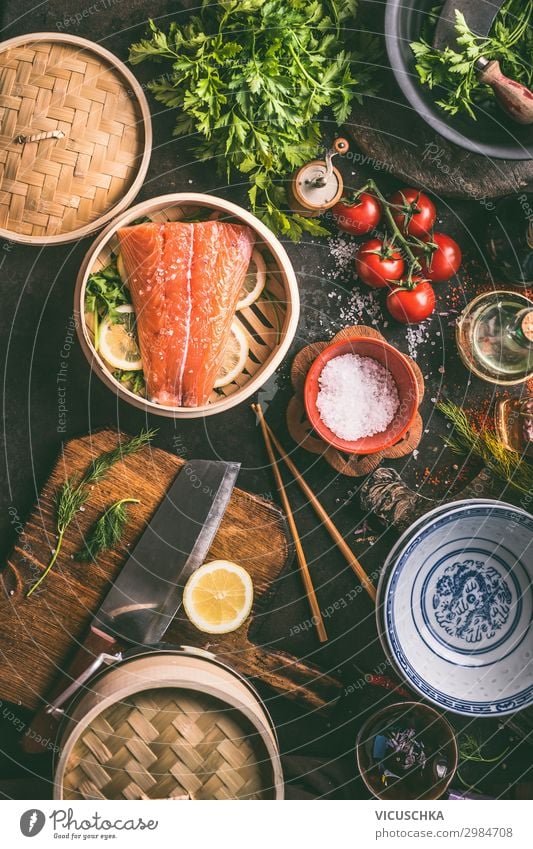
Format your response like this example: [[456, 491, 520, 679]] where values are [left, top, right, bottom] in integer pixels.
[[54, 650, 284, 800], [0, 33, 152, 245]]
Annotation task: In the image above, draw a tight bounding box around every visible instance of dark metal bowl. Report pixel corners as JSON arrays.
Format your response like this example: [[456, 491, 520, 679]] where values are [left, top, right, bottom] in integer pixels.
[[384, 0, 533, 160]]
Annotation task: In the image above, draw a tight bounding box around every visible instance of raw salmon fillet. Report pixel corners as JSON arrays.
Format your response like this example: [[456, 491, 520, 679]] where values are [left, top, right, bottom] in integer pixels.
[[117, 220, 254, 406]]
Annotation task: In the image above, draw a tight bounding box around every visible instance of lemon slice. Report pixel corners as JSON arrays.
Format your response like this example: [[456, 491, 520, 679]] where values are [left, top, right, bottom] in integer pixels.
[[98, 305, 143, 371], [236, 249, 266, 310], [214, 320, 249, 388], [183, 560, 253, 634], [116, 251, 127, 284]]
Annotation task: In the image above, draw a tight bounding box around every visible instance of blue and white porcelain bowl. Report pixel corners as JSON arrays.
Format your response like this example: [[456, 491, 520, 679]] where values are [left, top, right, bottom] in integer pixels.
[[380, 503, 533, 716]]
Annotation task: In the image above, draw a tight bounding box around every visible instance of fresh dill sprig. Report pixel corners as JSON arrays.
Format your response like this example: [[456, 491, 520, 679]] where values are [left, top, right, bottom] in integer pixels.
[[457, 733, 510, 790], [75, 498, 140, 562], [26, 429, 157, 598], [79, 429, 157, 488], [437, 400, 533, 496]]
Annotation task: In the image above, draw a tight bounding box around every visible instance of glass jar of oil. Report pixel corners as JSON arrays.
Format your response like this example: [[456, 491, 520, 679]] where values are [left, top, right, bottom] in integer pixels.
[[456, 290, 533, 385]]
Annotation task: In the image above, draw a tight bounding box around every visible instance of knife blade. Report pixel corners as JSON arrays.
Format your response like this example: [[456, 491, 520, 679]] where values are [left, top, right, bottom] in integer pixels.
[[432, 0, 533, 124], [21, 459, 239, 752], [433, 0, 501, 51], [93, 458, 240, 645]]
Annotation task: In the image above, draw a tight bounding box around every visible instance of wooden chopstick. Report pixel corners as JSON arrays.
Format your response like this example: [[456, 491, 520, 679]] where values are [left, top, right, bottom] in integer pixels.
[[251, 404, 328, 643], [253, 411, 377, 603]]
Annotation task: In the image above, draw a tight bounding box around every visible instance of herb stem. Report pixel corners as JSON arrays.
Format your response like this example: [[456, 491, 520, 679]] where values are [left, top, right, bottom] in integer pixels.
[[355, 179, 423, 281], [26, 530, 64, 598]]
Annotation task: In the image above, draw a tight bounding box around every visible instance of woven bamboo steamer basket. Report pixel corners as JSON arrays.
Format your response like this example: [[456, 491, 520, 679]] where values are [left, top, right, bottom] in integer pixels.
[[0, 33, 151, 245], [54, 649, 284, 800], [74, 192, 300, 418]]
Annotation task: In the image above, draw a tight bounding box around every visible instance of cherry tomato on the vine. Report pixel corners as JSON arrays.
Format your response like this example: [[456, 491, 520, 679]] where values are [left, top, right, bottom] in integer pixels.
[[419, 232, 462, 282], [389, 188, 436, 239], [355, 239, 405, 288], [386, 279, 436, 324], [332, 192, 381, 236]]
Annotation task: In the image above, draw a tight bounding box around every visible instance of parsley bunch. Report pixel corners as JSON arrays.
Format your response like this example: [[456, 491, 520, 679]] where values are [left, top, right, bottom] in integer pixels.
[[129, 0, 379, 240], [411, 0, 533, 119]]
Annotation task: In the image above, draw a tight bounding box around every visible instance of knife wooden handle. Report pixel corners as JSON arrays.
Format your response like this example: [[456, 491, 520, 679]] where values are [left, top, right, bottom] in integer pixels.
[[21, 629, 118, 755], [477, 59, 533, 125]]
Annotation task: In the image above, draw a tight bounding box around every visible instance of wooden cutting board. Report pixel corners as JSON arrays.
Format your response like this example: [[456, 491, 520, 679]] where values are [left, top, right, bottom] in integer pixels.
[[0, 430, 340, 712]]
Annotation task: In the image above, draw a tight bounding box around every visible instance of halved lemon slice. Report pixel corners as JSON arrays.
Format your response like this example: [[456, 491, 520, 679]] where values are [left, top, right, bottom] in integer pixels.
[[236, 249, 266, 310], [183, 560, 253, 634], [214, 320, 248, 388], [98, 304, 143, 371], [116, 251, 127, 284]]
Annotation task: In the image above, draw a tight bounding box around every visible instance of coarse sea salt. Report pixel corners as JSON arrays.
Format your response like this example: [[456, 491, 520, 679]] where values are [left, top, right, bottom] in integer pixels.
[[316, 353, 400, 441]]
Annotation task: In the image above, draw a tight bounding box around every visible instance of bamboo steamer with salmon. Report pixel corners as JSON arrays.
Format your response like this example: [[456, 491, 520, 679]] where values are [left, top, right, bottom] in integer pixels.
[[74, 194, 300, 419]]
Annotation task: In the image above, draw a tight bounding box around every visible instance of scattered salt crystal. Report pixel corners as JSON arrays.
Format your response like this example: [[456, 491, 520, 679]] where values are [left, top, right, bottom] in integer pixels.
[[316, 353, 400, 441], [339, 286, 384, 327], [438, 366, 445, 374], [406, 319, 432, 360], [328, 235, 358, 270], [413, 449, 419, 459]]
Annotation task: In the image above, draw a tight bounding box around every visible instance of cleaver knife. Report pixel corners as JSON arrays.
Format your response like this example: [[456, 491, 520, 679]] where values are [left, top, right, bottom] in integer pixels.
[[22, 458, 240, 753], [433, 0, 533, 124]]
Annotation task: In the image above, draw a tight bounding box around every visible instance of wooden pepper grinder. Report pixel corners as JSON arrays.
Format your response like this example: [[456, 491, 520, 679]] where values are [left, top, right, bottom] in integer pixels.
[[289, 138, 349, 217]]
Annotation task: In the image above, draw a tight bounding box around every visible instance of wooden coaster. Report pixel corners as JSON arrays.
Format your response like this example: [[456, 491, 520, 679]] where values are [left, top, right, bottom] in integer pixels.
[[287, 325, 425, 478]]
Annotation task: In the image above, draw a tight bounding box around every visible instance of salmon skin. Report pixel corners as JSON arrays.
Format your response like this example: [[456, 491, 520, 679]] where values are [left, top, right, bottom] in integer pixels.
[[117, 220, 254, 406]]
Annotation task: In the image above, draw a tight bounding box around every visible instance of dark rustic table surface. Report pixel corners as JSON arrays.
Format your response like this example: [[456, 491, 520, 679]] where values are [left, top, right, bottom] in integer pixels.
[[0, 0, 531, 800]]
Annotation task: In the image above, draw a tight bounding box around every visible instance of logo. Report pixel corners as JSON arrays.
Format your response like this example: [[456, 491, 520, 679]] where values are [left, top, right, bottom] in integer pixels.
[[20, 810, 46, 837]]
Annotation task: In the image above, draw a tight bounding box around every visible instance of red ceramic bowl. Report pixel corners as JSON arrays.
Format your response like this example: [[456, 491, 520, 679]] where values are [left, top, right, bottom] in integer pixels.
[[304, 337, 419, 455]]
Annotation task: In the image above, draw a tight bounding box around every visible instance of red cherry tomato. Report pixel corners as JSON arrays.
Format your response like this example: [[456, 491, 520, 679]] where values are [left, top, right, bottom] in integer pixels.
[[332, 192, 381, 236], [389, 188, 436, 238], [419, 232, 462, 282], [355, 239, 405, 289], [386, 279, 436, 324]]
